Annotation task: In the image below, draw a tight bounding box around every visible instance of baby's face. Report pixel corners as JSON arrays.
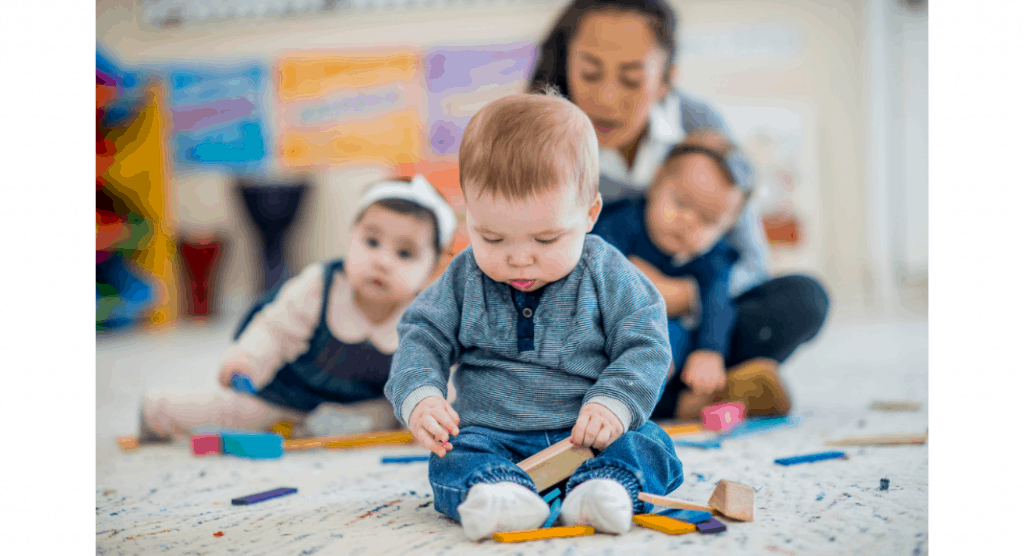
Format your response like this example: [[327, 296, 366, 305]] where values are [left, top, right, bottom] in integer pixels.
[[346, 205, 437, 305], [465, 184, 602, 292], [645, 154, 744, 259]]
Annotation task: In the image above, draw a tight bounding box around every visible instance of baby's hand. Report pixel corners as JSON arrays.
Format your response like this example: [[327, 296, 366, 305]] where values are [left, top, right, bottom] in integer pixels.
[[219, 361, 253, 390], [571, 402, 624, 451], [409, 396, 461, 457], [681, 350, 727, 395]]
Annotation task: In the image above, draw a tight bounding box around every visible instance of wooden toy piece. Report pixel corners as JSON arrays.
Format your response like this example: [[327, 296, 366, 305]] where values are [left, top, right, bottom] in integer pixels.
[[269, 421, 294, 439], [708, 480, 755, 522], [230, 487, 297, 505], [880, 478, 890, 491], [870, 400, 921, 412], [118, 436, 140, 451], [230, 374, 258, 395], [657, 507, 712, 523], [658, 422, 706, 437], [774, 451, 847, 466], [222, 432, 284, 459], [542, 488, 562, 504], [542, 498, 562, 528], [283, 429, 415, 451], [632, 514, 697, 535], [696, 517, 727, 534], [674, 439, 722, 450], [493, 526, 594, 543], [381, 455, 430, 464], [722, 413, 804, 440], [638, 492, 714, 513], [191, 434, 221, 456], [701, 401, 746, 433], [825, 433, 927, 447], [516, 437, 595, 492]]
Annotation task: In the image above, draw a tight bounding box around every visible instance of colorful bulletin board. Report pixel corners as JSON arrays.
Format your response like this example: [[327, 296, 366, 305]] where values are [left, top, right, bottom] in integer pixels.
[[276, 51, 425, 167], [164, 63, 269, 171], [423, 42, 538, 158]]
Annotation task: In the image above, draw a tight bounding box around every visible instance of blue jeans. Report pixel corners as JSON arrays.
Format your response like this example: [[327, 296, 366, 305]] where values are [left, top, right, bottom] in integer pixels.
[[428, 422, 684, 522]]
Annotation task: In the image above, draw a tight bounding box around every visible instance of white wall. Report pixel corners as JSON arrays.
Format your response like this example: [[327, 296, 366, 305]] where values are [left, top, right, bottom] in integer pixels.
[[98, 0, 926, 310]]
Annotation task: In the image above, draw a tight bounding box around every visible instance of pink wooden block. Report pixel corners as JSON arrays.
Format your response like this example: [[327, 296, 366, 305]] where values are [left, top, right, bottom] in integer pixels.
[[701, 402, 746, 432], [192, 434, 221, 456]]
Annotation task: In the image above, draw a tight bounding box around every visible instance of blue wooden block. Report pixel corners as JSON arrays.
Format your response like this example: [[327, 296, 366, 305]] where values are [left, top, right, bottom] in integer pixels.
[[674, 439, 722, 449], [696, 517, 727, 534], [657, 507, 713, 524], [723, 413, 805, 439], [231, 487, 297, 505], [222, 432, 283, 459], [774, 451, 847, 466], [542, 498, 562, 528], [381, 455, 430, 464], [542, 488, 562, 503]]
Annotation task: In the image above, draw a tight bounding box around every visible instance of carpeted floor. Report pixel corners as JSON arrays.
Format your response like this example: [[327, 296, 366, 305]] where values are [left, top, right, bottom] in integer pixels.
[[97, 303, 927, 555]]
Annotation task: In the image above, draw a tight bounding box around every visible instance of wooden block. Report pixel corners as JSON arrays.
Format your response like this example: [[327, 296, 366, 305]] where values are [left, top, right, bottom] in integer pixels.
[[696, 517, 727, 534], [701, 402, 746, 433], [824, 433, 927, 447], [657, 507, 712, 523], [222, 432, 284, 459], [118, 436, 139, 451], [870, 400, 921, 412], [708, 480, 755, 522], [191, 434, 221, 456], [638, 492, 714, 513], [493, 526, 594, 543], [632, 514, 697, 535], [542, 498, 562, 528], [657, 421, 706, 437], [516, 438, 595, 492], [230, 487, 297, 505], [284, 429, 415, 451], [774, 451, 846, 466], [269, 421, 294, 439]]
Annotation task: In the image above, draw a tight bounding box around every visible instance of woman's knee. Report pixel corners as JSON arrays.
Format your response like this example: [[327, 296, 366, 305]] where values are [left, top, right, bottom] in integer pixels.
[[777, 274, 830, 337]]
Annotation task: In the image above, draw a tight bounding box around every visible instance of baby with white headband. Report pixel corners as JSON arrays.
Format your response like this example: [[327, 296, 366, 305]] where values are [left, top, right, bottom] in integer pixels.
[[139, 175, 456, 441]]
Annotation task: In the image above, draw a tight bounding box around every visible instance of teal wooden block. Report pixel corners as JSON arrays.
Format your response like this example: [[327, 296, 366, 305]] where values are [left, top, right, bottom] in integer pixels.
[[222, 432, 284, 459], [657, 507, 713, 524]]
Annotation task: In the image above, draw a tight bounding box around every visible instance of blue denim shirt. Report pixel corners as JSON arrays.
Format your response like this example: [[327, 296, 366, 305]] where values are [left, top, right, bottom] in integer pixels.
[[385, 235, 671, 433], [592, 195, 739, 355]]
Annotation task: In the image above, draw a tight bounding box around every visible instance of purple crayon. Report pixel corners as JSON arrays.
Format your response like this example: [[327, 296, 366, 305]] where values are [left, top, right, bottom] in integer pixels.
[[231, 487, 297, 505]]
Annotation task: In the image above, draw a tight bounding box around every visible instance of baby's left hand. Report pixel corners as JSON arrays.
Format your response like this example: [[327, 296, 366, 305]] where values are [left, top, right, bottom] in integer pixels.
[[571, 402, 624, 451]]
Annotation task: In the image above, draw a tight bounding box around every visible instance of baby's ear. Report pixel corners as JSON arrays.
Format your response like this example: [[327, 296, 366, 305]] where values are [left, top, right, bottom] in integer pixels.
[[585, 193, 603, 231]]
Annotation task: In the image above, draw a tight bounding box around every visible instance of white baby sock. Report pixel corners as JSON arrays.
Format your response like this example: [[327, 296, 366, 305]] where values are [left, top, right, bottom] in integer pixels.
[[456, 482, 551, 541], [561, 479, 634, 535]]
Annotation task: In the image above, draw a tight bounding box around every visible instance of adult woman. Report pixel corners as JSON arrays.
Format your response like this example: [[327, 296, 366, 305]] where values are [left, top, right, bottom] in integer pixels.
[[529, 0, 829, 418]]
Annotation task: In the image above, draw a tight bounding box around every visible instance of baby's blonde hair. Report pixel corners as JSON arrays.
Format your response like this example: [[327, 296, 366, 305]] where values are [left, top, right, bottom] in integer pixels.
[[458, 89, 599, 206]]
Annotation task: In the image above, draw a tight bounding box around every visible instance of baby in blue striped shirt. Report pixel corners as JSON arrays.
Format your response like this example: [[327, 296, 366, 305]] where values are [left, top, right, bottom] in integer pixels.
[[385, 91, 683, 541]]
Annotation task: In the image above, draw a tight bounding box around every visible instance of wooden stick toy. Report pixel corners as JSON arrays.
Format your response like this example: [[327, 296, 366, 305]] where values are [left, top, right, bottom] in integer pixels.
[[230, 487, 297, 505], [870, 400, 921, 412], [657, 422, 706, 436], [774, 450, 847, 466], [824, 433, 927, 447], [493, 526, 594, 543], [284, 429, 415, 451], [516, 437, 595, 492], [638, 492, 714, 513]]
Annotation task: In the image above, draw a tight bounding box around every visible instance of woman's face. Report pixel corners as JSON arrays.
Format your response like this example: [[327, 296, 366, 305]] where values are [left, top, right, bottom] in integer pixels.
[[566, 10, 671, 151]]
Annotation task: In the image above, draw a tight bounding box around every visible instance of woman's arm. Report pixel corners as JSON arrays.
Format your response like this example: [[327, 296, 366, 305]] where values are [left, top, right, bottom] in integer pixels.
[[628, 255, 698, 318]]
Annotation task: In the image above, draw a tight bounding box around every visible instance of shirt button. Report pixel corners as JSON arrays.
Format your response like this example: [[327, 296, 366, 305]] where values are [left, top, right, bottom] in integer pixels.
[[523, 308, 533, 318]]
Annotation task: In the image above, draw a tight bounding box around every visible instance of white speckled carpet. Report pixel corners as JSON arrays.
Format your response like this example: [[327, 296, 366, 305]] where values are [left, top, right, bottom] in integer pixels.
[[97, 305, 927, 555]]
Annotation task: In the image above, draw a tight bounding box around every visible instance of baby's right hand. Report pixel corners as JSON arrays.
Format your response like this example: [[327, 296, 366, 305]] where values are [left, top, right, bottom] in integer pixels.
[[409, 396, 461, 457]]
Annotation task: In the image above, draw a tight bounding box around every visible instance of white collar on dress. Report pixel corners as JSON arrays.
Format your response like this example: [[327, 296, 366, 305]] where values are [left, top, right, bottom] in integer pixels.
[[598, 94, 686, 189]]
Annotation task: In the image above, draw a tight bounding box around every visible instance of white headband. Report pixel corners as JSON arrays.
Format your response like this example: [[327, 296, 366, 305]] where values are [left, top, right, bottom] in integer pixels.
[[355, 174, 457, 249]]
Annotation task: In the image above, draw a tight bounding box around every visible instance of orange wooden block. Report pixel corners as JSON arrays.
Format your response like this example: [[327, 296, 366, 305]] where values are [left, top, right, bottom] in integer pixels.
[[632, 514, 697, 535], [516, 438, 595, 491], [282, 429, 415, 451], [118, 436, 139, 451], [638, 492, 714, 513], [493, 526, 594, 543], [708, 479, 756, 522], [657, 422, 706, 437]]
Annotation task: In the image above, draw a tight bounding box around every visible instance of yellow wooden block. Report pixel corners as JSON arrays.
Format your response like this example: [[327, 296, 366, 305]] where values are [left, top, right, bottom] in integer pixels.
[[493, 526, 595, 543], [632, 514, 697, 535], [270, 421, 294, 439], [658, 422, 705, 437], [118, 436, 140, 451]]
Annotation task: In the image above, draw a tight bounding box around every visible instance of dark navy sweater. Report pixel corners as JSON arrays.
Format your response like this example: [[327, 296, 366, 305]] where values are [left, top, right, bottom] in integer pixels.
[[591, 195, 739, 355]]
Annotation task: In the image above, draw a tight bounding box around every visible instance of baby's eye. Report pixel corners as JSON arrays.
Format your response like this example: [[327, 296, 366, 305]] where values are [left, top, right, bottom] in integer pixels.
[[581, 72, 602, 83], [483, 237, 503, 244], [365, 237, 380, 248], [397, 248, 415, 260], [536, 237, 559, 245]]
